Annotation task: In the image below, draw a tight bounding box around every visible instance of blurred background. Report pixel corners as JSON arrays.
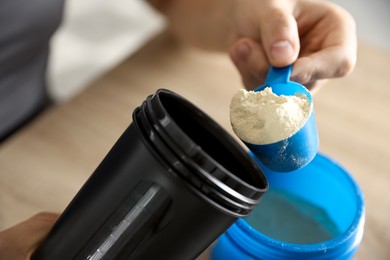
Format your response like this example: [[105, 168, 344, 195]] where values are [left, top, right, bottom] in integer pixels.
[[0, 1, 388, 259], [47, 0, 390, 101]]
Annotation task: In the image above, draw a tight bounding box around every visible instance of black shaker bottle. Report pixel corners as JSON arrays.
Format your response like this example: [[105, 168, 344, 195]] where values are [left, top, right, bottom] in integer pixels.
[[31, 89, 268, 260]]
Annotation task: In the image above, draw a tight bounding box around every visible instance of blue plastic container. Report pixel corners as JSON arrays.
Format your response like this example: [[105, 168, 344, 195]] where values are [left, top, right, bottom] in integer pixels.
[[211, 153, 365, 260], [247, 65, 319, 172]]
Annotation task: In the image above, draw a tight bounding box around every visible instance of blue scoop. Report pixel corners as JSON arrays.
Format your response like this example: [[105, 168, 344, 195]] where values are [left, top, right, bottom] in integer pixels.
[[245, 65, 319, 172]]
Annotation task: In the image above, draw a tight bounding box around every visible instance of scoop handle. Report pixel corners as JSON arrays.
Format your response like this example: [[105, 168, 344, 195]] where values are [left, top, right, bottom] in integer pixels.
[[265, 65, 292, 84]]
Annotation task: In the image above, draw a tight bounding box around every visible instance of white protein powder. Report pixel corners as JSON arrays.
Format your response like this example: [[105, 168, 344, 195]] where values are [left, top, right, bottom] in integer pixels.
[[230, 87, 311, 145]]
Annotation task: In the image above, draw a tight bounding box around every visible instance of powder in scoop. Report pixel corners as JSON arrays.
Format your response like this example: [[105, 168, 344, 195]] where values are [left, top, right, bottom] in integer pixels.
[[230, 87, 311, 145]]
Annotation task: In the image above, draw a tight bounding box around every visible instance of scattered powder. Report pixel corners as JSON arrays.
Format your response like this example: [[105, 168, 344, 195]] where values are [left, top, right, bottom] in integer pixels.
[[230, 87, 311, 145]]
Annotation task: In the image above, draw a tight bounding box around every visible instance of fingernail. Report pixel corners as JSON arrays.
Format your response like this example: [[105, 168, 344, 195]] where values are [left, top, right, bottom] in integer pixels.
[[270, 40, 294, 60], [290, 70, 300, 82], [290, 75, 299, 82], [235, 42, 252, 62], [290, 65, 310, 84]]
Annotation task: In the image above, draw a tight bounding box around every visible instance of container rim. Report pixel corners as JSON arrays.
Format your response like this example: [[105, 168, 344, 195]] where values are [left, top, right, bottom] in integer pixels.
[[232, 152, 365, 257], [133, 89, 268, 217]]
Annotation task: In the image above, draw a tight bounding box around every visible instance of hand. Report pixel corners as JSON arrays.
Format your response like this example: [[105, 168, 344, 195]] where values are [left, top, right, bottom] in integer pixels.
[[229, 0, 357, 91], [152, 0, 357, 91], [0, 212, 59, 260]]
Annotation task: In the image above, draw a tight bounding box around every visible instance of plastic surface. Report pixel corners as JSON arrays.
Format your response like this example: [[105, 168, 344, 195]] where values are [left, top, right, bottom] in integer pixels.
[[211, 152, 365, 260], [246, 65, 319, 172], [31, 89, 268, 260], [143, 90, 267, 215]]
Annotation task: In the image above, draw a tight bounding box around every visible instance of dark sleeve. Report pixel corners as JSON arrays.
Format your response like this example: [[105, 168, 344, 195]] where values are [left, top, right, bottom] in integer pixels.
[[0, 0, 65, 141]]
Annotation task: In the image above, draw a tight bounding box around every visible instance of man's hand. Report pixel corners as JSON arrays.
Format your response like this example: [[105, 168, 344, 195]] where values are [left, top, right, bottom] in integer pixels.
[[0, 212, 59, 260], [153, 0, 357, 91]]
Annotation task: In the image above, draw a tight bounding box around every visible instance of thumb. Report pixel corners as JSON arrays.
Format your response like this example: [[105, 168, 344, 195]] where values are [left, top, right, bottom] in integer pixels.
[[259, 4, 300, 67], [0, 212, 59, 259]]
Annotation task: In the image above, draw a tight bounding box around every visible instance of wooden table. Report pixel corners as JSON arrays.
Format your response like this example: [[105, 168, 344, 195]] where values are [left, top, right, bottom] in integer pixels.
[[1, 32, 389, 259]]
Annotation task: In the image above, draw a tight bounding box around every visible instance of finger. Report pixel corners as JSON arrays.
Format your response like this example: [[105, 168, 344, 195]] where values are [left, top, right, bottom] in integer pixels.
[[258, 1, 300, 67], [24, 212, 59, 257], [229, 38, 269, 90], [291, 45, 357, 88], [0, 212, 59, 259], [291, 1, 357, 87]]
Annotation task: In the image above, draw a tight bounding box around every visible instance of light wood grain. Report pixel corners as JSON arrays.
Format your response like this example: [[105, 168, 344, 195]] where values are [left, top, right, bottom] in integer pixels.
[[0, 33, 389, 259]]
